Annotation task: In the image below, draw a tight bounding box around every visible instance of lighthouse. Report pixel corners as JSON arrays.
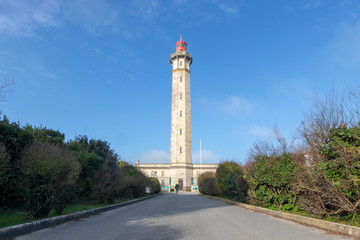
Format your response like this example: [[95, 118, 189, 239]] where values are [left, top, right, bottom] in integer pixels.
[[136, 38, 217, 192], [169, 38, 193, 190]]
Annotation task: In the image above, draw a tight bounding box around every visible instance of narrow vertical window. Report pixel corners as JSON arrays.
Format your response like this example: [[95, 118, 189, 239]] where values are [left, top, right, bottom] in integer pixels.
[[180, 93, 182, 99], [180, 76, 182, 82], [162, 171, 165, 177], [180, 111, 182, 117], [180, 129, 182, 135], [180, 147, 182, 153], [180, 61, 183, 67]]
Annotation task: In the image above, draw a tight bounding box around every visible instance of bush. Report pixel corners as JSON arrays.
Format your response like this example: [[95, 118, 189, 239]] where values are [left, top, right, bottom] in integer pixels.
[[235, 175, 248, 203], [90, 155, 121, 204], [246, 154, 297, 209], [299, 125, 360, 217], [216, 161, 244, 199], [198, 171, 221, 196], [21, 143, 80, 218], [119, 164, 148, 198], [0, 115, 33, 209], [148, 177, 161, 194]]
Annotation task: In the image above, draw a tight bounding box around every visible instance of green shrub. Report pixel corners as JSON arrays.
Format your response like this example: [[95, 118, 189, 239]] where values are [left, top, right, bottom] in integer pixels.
[[0, 115, 34, 209], [198, 171, 221, 196], [216, 161, 244, 199], [234, 175, 248, 203], [21, 143, 80, 218], [148, 177, 161, 194], [246, 154, 297, 209]]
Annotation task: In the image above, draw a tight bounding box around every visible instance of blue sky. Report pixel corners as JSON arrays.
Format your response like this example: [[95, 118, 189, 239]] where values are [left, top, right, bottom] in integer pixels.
[[0, 0, 359, 164]]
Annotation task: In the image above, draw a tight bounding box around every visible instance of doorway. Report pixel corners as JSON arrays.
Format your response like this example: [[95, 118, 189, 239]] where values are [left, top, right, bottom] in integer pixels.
[[178, 179, 183, 190]]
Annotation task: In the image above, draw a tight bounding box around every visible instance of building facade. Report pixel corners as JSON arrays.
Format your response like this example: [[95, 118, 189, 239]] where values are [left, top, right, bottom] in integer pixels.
[[136, 38, 218, 191]]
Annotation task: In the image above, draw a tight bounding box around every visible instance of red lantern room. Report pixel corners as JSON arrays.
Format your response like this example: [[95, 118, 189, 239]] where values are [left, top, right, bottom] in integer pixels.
[[176, 38, 187, 52]]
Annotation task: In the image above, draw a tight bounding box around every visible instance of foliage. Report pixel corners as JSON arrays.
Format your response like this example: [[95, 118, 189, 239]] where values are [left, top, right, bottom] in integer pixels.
[[148, 177, 161, 194], [0, 114, 158, 221], [246, 154, 297, 209], [23, 125, 65, 145], [198, 171, 221, 196], [67, 136, 111, 199], [300, 125, 360, 218], [0, 143, 10, 187], [0, 115, 33, 208], [216, 161, 245, 201], [234, 175, 249, 203], [90, 155, 122, 203], [119, 164, 148, 198], [21, 143, 80, 218], [295, 87, 360, 221]]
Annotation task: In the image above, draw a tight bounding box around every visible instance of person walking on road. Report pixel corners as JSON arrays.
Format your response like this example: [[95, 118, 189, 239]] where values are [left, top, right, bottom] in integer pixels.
[[175, 184, 179, 193]]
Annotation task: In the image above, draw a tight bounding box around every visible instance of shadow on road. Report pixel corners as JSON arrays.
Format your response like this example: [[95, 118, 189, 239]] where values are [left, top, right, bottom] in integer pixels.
[[104, 193, 229, 239]]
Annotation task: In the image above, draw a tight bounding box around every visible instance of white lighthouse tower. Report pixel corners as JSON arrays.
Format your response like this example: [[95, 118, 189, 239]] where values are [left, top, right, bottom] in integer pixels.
[[169, 38, 193, 191], [136, 38, 217, 192]]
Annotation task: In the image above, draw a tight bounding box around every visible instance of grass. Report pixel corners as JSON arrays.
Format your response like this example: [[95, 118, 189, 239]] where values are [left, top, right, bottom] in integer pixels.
[[0, 198, 134, 228], [0, 211, 33, 228]]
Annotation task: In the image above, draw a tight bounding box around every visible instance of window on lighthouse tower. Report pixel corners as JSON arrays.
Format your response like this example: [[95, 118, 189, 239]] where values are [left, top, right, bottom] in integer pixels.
[[180, 61, 183, 67], [180, 76, 182, 82]]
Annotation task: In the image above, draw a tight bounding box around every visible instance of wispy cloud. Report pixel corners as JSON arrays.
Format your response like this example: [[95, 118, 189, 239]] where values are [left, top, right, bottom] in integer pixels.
[[193, 149, 222, 164], [217, 2, 238, 15], [0, 0, 60, 37], [327, 21, 360, 67], [140, 149, 169, 163], [233, 124, 271, 138], [65, 0, 118, 32], [40, 71, 57, 79], [248, 125, 271, 137], [0, 0, 240, 39], [200, 95, 255, 116], [302, 0, 321, 9], [0, 0, 119, 37]]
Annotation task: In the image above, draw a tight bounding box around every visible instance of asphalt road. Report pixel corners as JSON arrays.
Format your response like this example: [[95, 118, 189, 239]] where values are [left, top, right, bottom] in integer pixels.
[[17, 193, 352, 240]]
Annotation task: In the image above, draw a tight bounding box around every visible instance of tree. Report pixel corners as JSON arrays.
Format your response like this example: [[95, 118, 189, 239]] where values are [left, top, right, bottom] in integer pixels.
[[91, 155, 122, 203], [23, 125, 65, 145], [298, 88, 356, 165], [119, 164, 148, 198], [0, 78, 14, 102], [0, 143, 10, 189], [295, 87, 360, 219], [0, 115, 33, 208], [21, 143, 80, 218], [299, 125, 360, 220]]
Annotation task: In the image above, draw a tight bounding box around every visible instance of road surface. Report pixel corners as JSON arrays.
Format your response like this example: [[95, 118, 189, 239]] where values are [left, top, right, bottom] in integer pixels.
[[17, 193, 352, 240]]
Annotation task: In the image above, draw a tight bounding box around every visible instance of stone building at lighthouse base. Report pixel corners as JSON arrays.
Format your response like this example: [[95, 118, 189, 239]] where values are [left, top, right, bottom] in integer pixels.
[[136, 161, 218, 192]]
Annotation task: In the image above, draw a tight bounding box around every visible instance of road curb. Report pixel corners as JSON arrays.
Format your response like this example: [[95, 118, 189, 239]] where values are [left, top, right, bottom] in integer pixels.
[[203, 195, 360, 239], [0, 194, 159, 240]]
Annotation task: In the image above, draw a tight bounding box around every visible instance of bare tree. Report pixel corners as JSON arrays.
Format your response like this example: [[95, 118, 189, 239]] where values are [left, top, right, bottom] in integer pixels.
[[0, 77, 14, 102], [248, 125, 294, 161], [297, 87, 355, 164], [295, 86, 360, 219], [347, 84, 360, 120]]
